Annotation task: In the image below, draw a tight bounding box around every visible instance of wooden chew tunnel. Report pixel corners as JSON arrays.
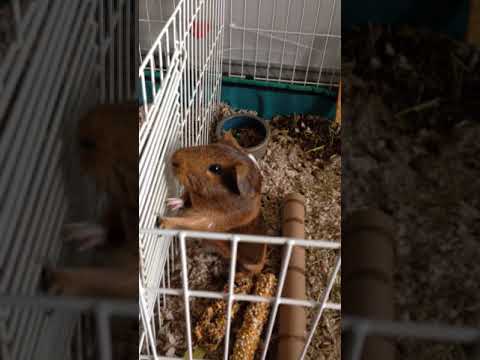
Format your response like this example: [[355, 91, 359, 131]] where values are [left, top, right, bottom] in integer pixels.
[[342, 209, 396, 360], [278, 193, 307, 360]]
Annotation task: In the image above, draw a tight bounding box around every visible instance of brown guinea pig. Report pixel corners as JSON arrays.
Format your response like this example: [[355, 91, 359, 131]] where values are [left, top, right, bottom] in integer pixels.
[[158, 131, 267, 273], [42, 102, 138, 299]]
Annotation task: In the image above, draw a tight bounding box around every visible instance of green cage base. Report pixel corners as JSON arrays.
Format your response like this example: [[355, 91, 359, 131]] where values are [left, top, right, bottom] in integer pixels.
[[139, 71, 338, 121], [221, 76, 337, 120]]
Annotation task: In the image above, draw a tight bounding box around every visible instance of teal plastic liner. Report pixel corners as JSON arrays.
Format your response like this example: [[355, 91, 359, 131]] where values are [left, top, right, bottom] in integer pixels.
[[220, 77, 337, 120], [343, 0, 470, 40], [138, 74, 160, 105], [139, 71, 338, 120]]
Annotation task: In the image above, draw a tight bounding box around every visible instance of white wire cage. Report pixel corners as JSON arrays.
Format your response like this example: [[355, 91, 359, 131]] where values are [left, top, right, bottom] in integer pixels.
[[139, 0, 341, 87], [1, 0, 137, 359], [139, 230, 341, 360], [138, 0, 342, 359]]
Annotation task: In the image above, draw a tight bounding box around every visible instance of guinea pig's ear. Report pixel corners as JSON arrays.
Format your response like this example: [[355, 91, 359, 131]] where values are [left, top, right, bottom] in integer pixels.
[[233, 162, 259, 197], [220, 131, 243, 150]]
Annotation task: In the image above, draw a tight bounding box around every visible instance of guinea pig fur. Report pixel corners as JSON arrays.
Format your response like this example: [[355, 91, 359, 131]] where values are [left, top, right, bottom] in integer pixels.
[[158, 132, 267, 273], [77, 102, 138, 211]]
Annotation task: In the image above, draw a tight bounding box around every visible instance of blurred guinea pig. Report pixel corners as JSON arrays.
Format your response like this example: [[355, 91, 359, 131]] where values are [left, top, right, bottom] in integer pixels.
[[42, 102, 138, 299], [76, 102, 138, 247], [158, 131, 267, 273], [78, 102, 138, 215]]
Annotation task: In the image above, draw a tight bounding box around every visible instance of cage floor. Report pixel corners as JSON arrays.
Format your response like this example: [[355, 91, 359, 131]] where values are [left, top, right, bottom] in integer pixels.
[[153, 104, 341, 359]]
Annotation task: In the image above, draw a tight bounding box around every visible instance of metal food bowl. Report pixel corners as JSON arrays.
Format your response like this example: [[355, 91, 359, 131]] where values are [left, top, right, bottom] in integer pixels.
[[215, 114, 270, 160]]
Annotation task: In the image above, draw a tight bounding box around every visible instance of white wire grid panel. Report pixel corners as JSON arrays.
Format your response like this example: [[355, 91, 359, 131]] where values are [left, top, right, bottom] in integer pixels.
[[139, 0, 224, 320], [139, 0, 180, 53], [223, 0, 341, 86], [138, 230, 341, 360], [139, 0, 341, 87], [0, 0, 136, 359]]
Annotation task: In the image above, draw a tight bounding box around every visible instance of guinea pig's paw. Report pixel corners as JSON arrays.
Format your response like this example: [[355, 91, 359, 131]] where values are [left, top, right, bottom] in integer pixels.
[[155, 217, 168, 229], [155, 216, 175, 229], [62, 222, 106, 251], [166, 197, 184, 211]]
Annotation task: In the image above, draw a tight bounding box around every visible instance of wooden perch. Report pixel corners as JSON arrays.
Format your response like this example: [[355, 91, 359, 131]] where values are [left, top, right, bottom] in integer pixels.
[[277, 193, 307, 360]]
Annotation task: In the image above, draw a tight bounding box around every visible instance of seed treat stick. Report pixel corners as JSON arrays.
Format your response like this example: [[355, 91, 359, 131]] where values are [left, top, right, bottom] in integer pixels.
[[231, 272, 278, 360], [193, 272, 254, 352]]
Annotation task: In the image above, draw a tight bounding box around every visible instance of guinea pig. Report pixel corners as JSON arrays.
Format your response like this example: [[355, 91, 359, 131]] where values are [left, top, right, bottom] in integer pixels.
[[157, 131, 267, 273], [42, 102, 138, 299]]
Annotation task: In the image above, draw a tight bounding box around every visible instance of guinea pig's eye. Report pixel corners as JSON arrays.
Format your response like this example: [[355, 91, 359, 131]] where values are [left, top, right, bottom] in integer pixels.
[[208, 164, 222, 175]]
